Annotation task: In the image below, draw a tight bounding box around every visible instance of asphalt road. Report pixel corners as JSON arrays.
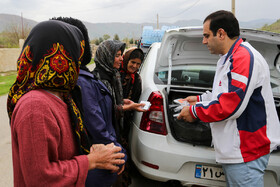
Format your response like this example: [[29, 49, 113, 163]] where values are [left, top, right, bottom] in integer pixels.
[[0, 94, 13, 186]]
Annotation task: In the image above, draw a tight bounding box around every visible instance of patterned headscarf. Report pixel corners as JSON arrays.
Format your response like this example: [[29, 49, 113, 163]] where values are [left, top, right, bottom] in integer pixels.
[[50, 17, 92, 70], [7, 20, 91, 154], [94, 40, 126, 107]]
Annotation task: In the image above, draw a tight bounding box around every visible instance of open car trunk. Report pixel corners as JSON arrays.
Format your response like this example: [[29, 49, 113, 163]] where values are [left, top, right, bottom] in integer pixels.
[[164, 87, 213, 146], [164, 86, 280, 148]]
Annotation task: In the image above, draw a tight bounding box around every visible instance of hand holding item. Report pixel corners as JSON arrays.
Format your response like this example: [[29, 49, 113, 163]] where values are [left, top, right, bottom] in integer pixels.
[[87, 143, 125, 172], [122, 99, 147, 112], [140, 101, 151, 110], [123, 99, 133, 105], [177, 106, 196, 122], [185, 96, 197, 105]]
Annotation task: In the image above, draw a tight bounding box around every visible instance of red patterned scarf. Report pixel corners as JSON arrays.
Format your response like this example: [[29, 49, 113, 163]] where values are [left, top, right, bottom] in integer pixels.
[[7, 20, 91, 154]]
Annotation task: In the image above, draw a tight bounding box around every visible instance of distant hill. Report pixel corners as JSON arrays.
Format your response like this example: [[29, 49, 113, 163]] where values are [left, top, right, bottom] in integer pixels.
[[0, 13, 37, 31], [239, 19, 278, 29], [83, 22, 143, 40], [0, 13, 277, 40], [84, 19, 203, 40], [261, 19, 280, 33]]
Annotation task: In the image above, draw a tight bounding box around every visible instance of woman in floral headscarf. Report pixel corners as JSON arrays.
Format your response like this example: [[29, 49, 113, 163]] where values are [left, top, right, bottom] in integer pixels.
[[7, 20, 125, 187]]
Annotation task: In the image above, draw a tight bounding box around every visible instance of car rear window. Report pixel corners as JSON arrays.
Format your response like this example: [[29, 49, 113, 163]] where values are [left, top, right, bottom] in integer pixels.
[[155, 64, 280, 96], [155, 65, 216, 88]]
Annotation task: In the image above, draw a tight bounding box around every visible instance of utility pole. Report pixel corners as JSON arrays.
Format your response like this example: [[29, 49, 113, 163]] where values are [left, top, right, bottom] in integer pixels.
[[231, 0, 235, 16], [21, 12, 24, 39], [156, 14, 159, 29]]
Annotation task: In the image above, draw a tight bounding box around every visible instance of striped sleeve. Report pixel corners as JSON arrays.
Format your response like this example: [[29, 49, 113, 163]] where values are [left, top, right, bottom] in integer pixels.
[[191, 45, 254, 123]]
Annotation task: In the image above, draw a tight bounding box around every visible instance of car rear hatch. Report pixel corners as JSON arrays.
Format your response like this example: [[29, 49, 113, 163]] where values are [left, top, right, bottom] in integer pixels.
[[153, 27, 280, 147]]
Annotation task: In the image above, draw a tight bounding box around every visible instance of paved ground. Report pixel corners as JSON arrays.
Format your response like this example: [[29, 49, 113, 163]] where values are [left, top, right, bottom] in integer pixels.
[[0, 94, 13, 186]]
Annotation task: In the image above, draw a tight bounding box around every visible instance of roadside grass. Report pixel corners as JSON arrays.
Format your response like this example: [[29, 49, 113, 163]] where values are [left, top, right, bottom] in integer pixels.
[[0, 59, 95, 96], [0, 72, 17, 96]]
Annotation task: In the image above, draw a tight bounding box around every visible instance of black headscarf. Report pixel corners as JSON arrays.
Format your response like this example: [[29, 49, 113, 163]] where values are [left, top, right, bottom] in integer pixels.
[[93, 40, 126, 138], [94, 40, 126, 107], [7, 20, 91, 154]]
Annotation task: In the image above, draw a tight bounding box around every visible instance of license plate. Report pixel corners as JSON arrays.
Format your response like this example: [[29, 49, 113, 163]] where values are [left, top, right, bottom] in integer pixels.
[[195, 164, 225, 181]]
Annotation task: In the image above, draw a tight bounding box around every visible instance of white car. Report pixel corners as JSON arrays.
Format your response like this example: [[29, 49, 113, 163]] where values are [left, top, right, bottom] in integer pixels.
[[129, 27, 280, 187]]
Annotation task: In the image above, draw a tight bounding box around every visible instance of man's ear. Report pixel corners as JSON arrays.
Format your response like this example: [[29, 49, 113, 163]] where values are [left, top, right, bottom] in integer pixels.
[[217, 28, 226, 39]]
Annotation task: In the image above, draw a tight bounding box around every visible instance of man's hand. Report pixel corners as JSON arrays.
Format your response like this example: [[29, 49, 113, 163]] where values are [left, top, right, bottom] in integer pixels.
[[177, 106, 196, 122], [87, 143, 125, 172], [184, 96, 197, 105]]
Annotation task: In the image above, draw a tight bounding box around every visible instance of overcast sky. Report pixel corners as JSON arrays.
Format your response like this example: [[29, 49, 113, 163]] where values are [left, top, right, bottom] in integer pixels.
[[1, 0, 280, 24]]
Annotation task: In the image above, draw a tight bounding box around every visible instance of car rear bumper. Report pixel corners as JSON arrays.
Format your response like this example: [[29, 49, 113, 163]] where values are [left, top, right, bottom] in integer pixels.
[[130, 124, 280, 186], [130, 123, 226, 186]]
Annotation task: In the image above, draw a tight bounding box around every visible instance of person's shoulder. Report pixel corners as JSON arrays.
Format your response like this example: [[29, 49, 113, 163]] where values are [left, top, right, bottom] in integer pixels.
[[14, 90, 60, 116], [19, 89, 48, 103], [12, 90, 67, 129], [233, 42, 252, 59], [135, 72, 142, 83], [78, 70, 98, 87], [79, 69, 94, 79], [135, 72, 141, 79], [236, 42, 263, 61], [20, 90, 61, 105]]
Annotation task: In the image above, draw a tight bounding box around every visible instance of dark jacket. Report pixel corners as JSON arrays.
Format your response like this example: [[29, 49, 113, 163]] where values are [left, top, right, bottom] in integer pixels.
[[77, 69, 127, 187]]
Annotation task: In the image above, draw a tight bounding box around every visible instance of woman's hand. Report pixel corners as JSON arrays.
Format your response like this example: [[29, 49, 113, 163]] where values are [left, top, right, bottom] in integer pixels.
[[122, 99, 146, 112], [87, 143, 125, 172], [117, 165, 125, 175]]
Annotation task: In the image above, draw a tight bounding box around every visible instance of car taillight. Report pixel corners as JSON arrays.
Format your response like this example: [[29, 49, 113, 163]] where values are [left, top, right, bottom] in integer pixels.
[[140, 91, 167, 135]]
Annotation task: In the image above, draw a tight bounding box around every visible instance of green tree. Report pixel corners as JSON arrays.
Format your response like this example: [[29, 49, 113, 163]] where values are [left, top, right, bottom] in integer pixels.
[[122, 37, 129, 44], [103, 34, 110, 41], [99, 37, 104, 44], [114, 34, 120, 41], [93, 38, 100, 45], [134, 39, 139, 45], [129, 38, 134, 44]]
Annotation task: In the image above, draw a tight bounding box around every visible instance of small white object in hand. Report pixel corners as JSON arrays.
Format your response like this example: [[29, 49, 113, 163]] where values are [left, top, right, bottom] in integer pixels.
[[140, 101, 151, 110]]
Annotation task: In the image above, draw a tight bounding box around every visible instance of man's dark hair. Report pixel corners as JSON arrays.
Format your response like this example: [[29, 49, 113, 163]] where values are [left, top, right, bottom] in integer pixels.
[[51, 17, 92, 67], [203, 10, 240, 39]]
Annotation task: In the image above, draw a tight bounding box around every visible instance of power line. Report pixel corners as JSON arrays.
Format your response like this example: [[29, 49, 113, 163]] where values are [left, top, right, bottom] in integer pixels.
[[159, 0, 201, 19], [56, 1, 133, 14]]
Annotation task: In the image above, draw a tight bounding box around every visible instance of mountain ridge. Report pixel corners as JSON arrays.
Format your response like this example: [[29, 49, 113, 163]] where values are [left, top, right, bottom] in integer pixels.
[[0, 13, 277, 40]]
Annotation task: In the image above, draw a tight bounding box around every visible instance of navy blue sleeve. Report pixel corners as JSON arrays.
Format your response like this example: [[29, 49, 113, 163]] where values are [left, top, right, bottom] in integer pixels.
[[77, 75, 127, 162]]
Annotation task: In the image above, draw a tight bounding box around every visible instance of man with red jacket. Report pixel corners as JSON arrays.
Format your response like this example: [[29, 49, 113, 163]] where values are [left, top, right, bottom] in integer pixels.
[[178, 10, 280, 186]]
